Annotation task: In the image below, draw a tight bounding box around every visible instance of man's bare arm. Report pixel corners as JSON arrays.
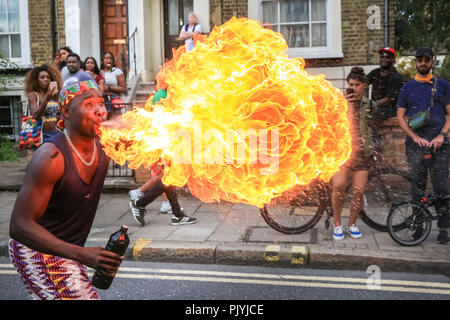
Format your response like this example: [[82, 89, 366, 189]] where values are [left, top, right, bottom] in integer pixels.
[[9, 144, 121, 272]]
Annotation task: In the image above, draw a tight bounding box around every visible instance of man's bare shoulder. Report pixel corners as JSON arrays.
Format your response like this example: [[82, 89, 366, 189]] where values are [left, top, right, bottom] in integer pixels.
[[26, 143, 65, 185]]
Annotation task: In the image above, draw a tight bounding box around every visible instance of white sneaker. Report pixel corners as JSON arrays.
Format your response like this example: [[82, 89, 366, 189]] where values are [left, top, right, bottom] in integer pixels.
[[348, 224, 362, 239], [333, 226, 344, 240], [160, 201, 184, 214]]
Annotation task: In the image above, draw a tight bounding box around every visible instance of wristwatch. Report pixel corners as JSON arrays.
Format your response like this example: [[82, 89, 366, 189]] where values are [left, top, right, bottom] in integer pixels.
[[439, 131, 448, 137]]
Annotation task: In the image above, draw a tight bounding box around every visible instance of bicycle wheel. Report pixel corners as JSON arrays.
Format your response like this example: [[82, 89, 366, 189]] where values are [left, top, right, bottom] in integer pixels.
[[260, 184, 326, 234], [387, 201, 432, 246], [359, 167, 411, 232]]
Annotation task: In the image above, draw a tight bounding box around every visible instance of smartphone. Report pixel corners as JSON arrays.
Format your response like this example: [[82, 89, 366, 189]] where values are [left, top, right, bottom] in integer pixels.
[[55, 53, 61, 60], [346, 88, 354, 95]]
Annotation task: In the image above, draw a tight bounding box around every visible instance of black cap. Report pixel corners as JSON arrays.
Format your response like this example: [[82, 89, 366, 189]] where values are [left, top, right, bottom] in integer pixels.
[[415, 47, 434, 59]]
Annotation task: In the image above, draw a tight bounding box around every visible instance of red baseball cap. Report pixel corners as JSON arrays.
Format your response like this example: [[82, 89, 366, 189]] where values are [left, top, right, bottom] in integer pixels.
[[379, 47, 397, 57]]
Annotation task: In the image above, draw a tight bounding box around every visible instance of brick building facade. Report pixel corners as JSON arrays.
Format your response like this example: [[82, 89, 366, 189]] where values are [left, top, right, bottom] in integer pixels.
[[28, 0, 66, 66], [0, 0, 407, 182]]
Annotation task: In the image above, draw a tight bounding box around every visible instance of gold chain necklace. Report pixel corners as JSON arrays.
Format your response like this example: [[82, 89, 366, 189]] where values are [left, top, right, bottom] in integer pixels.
[[63, 129, 96, 166]]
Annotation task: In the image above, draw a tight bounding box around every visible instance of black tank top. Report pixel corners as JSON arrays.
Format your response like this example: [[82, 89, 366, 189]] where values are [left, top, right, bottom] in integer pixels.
[[37, 132, 109, 246]]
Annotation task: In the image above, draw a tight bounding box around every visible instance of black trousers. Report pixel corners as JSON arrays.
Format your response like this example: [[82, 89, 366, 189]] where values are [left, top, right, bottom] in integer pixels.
[[406, 141, 449, 228], [135, 179, 183, 217]]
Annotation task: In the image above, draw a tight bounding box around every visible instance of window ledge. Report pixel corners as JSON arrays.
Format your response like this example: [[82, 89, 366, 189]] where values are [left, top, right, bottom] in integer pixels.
[[0, 63, 33, 70], [287, 51, 344, 60]]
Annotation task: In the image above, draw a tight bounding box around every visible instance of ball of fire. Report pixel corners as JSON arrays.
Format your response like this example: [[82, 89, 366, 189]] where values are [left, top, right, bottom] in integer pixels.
[[99, 17, 352, 208]]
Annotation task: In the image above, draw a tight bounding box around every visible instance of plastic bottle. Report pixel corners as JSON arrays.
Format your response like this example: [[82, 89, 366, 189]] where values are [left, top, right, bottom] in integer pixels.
[[92, 225, 130, 290]]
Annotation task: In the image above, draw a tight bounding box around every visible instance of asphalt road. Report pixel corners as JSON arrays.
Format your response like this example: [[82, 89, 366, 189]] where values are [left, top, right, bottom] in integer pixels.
[[1, 258, 449, 301]]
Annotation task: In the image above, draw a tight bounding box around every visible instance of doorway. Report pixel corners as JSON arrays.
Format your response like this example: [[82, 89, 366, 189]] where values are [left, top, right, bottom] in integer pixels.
[[100, 0, 128, 69], [163, 0, 194, 59]]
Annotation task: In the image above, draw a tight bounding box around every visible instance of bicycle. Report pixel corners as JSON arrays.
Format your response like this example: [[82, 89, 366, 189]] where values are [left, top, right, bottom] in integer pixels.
[[387, 194, 450, 246], [260, 162, 411, 234]]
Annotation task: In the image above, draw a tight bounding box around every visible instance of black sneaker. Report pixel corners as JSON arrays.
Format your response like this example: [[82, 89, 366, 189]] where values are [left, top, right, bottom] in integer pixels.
[[437, 229, 449, 244], [171, 214, 197, 226], [129, 200, 146, 226]]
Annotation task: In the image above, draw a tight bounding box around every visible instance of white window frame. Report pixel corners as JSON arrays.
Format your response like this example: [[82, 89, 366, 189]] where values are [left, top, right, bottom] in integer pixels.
[[0, 0, 31, 68], [248, 0, 342, 59]]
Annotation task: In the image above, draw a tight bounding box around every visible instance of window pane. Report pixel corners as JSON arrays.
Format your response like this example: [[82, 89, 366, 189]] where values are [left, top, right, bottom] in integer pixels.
[[312, 0, 326, 21], [261, 0, 277, 24], [7, 0, 18, 12], [168, 0, 179, 35], [183, 0, 193, 26], [281, 0, 308, 23], [312, 23, 326, 46], [8, 0, 19, 32], [0, 0, 7, 32], [11, 33, 20, 57], [0, 35, 9, 58], [8, 12, 19, 32], [281, 24, 309, 48]]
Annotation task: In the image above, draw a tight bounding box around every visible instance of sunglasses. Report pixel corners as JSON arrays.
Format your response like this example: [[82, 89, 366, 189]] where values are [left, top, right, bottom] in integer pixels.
[[379, 54, 393, 59]]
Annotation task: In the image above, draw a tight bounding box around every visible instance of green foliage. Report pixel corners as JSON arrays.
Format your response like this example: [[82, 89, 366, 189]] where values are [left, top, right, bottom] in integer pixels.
[[0, 135, 19, 162], [395, 53, 416, 81], [437, 55, 450, 81], [0, 54, 20, 91], [395, 0, 450, 52]]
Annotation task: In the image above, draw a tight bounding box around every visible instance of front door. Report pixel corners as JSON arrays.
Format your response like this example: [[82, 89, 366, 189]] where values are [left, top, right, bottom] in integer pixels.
[[101, 0, 128, 69], [163, 0, 194, 59]]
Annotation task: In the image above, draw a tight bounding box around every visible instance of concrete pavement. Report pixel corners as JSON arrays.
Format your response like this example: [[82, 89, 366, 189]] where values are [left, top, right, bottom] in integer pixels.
[[0, 158, 449, 276]]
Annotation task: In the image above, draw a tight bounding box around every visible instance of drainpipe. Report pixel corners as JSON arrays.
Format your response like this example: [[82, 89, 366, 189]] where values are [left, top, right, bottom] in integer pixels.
[[50, 0, 57, 58], [384, 0, 389, 47]]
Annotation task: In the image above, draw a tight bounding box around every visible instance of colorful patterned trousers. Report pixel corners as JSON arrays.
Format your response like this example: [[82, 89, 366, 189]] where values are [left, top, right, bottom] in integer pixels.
[[9, 239, 100, 300]]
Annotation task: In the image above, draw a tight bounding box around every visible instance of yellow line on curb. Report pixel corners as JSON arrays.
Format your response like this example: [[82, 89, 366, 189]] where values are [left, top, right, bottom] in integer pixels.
[[132, 238, 152, 260]]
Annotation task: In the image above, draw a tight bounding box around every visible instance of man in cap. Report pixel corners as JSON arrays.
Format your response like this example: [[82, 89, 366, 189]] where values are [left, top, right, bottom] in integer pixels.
[[397, 47, 450, 244], [9, 80, 121, 299], [368, 47, 404, 121]]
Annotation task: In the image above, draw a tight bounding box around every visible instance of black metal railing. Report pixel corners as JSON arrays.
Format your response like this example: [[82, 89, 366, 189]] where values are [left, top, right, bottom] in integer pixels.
[[106, 102, 136, 179], [116, 28, 137, 81]]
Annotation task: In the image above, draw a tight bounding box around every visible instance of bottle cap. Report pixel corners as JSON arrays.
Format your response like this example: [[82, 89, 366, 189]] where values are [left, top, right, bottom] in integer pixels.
[[121, 225, 128, 232]]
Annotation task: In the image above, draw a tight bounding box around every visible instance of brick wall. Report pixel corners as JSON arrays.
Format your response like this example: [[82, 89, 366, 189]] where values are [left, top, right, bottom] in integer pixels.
[[210, 0, 248, 29], [28, 0, 66, 66], [308, 0, 396, 68], [210, 0, 396, 68]]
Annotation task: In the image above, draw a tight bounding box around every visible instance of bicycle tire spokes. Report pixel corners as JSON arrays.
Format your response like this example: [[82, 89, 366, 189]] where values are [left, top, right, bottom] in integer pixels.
[[387, 202, 432, 246]]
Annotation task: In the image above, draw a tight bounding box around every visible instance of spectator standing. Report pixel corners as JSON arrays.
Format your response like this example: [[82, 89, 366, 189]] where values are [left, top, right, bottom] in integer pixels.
[[24, 64, 62, 145], [332, 67, 379, 240], [53, 46, 73, 79], [84, 57, 105, 95], [62, 53, 95, 86], [179, 13, 202, 52], [101, 51, 127, 119], [368, 47, 403, 121], [396, 47, 450, 244]]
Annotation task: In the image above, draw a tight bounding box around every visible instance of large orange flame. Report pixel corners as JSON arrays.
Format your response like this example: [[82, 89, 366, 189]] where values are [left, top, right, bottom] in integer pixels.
[[100, 17, 351, 208]]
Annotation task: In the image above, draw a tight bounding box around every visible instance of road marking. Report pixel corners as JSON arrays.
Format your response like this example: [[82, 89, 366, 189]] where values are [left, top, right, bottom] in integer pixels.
[[263, 245, 280, 262], [132, 238, 152, 260], [2, 265, 449, 295], [110, 273, 450, 296], [291, 246, 307, 265]]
